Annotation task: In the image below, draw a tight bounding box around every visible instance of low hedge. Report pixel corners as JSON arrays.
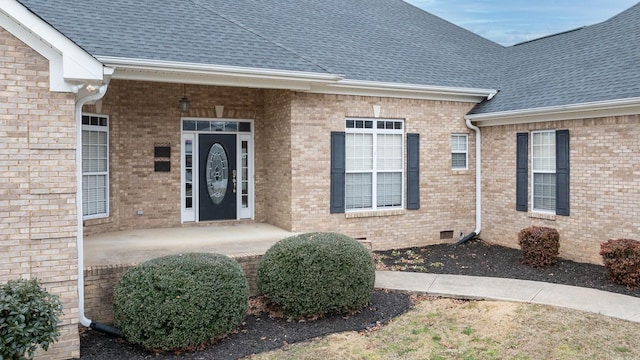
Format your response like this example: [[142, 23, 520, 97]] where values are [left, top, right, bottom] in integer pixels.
[[517, 226, 560, 268], [257, 232, 375, 318], [600, 238, 640, 289], [113, 253, 249, 351]]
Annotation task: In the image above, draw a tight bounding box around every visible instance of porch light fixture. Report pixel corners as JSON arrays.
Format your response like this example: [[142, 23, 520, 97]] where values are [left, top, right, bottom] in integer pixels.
[[179, 84, 190, 113]]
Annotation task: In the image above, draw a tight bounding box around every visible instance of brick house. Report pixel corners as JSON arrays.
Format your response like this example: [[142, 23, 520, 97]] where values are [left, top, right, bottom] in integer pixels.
[[1, 0, 639, 358]]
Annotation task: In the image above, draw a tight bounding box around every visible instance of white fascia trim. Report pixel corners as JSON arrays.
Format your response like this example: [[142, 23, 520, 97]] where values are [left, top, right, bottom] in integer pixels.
[[96, 56, 344, 90], [0, 0, 105, 91], [311, 80, 498, 103], [467, 97, 640, 127]]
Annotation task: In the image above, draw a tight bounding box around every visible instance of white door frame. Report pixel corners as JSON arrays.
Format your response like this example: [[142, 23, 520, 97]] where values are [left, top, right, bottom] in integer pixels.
[[180, 118, 254, 223]]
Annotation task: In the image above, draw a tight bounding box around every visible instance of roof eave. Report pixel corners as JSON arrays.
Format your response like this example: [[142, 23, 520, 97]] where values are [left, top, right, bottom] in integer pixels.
[[466, 97, 640, 126], [311, 80, 498, 103], [99, 56, 497, 102], [97, 56, 345, 91]]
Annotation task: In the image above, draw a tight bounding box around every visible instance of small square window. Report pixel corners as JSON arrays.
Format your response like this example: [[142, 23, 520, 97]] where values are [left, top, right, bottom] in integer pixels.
[[182, 121, 196, 131]]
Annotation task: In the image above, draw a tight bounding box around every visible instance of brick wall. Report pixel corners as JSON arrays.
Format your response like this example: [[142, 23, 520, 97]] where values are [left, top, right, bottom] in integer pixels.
[[288, 93, 478, 249], [262, 90, 292, 229], [83, 81, 267, 234], [85, 83, 478, 252], [83, 254, 263, 324], [481, 116, 640, 263], [0, 28, 79, 359]]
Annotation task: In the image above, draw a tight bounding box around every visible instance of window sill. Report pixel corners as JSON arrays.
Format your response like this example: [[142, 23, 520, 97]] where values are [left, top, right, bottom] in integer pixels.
[[83, 214, 109, 221], [345, 209, 406, 219], [528, 212, 556, 221], [451, 169, 469, 175]]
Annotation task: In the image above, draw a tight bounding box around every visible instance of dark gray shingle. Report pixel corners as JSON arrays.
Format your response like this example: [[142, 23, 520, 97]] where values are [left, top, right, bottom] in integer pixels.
[[471, 2, 640, 114], [16, 0, 504, 88], [16, 0, 640, 114]]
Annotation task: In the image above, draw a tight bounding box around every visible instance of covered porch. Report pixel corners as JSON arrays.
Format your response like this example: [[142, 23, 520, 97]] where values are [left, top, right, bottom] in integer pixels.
[[83, 223, 297, 267], [82, 223, 298, 323]]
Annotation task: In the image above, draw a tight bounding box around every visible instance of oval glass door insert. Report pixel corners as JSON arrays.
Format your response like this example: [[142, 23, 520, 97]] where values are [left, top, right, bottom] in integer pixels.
[[205, 143, 228, 205]]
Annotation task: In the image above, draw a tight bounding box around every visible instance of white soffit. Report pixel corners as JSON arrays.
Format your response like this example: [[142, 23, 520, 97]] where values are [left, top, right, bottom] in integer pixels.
[[99, 56, 497, 102], [97, 56, 344, 91], [0, 0, 105, 92], [467, 98, 640, 126]]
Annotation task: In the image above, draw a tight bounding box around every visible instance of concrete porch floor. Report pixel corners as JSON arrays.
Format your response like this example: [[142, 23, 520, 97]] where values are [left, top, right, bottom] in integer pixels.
[[83, 223, 298, 267]]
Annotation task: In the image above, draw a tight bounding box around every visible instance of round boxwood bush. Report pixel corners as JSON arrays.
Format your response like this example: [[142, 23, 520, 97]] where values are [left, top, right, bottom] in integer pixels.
[[0, 278, 62, 360], [257, 232, 375, 318], [113, 253, 248, 351]]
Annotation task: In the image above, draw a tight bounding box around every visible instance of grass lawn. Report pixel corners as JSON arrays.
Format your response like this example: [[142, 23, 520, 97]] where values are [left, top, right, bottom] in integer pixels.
[[247, 296, 640, 359]]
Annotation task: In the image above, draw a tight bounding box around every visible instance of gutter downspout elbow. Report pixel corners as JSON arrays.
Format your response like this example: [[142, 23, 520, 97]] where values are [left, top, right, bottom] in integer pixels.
[[456, 117, 482, 245], [75, 83, 121, 337]]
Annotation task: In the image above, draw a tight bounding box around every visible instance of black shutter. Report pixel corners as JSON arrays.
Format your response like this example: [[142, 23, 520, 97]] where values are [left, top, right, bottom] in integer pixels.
[[516, 133, 529, 212], [556, 130, 570, 216], [406, 133, 420, 210], [330, 132, 346, 213]]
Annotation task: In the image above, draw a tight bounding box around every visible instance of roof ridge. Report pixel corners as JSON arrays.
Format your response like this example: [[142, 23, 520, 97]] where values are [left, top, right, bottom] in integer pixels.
[[511, 26, 585, 47], [189, 0, 335, 74]]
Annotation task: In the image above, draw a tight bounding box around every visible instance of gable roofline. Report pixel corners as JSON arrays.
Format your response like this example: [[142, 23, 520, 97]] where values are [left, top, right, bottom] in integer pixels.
[[100, 56, 497, 102], [466, 97, 640, 127], [1, 0, 107, 92]]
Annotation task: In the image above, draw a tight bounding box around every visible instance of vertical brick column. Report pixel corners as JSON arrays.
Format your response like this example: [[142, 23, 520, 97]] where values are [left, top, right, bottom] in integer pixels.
[[0, 28, 80, 359]]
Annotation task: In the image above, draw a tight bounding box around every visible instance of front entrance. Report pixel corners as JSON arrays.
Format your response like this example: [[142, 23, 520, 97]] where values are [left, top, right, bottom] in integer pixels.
[[198, 134, 236, 221], [181, 119, 254, 223]]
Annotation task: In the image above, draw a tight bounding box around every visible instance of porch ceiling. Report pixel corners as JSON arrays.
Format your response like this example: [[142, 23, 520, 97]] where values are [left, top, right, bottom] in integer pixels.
[[83, 223, 297, 267]]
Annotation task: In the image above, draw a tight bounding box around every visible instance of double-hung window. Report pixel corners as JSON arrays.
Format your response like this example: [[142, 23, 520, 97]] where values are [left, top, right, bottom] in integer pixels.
[[531, 131, 556, 212], [516, 129, 569, 216], [451, 134, 468, 170], [82, 114, 109, 219], [345, 119, 403, 211]]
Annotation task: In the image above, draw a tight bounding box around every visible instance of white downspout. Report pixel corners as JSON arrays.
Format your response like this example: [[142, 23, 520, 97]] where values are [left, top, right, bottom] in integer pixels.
[[75, 84, 108, 327], [465, 117, 481, 236]]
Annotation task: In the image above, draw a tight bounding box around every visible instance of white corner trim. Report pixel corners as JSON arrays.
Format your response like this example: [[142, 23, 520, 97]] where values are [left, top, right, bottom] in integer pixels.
[[0, 0, 106, 91], [311, 80, 497, 103], [467, 97, 640, 126]]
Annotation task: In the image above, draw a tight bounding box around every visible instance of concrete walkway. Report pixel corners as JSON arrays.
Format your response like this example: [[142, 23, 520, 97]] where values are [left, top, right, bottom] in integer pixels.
[[375, 271, 640, 323]]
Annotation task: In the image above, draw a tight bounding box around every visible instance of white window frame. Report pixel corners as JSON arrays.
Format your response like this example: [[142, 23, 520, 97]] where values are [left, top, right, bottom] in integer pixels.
[[181, 133, 195, 223], [81, 113, 109, 219], [531, 130, 556, 213], [237, 134, 254, 220], [451, 133, 468, 170], [345, 118, 404, 211]]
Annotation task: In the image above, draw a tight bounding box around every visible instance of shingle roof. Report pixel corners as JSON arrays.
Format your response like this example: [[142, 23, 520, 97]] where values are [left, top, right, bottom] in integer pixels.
[[470, 2, 640, 114], [15, 0, 640, 114], [16, 0, 504, 89]]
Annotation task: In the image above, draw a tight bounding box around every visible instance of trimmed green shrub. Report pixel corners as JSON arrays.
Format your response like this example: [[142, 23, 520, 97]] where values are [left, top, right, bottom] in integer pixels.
[[257, 232, 375, 318], [0, 278, 62, 360], [113, 253, 249, 351], [600, 239, 640, 289], [517, 226, 560, 268]]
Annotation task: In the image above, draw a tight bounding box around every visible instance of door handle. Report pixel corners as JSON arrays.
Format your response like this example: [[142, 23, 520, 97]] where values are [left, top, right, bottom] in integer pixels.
[[232, 170, 237, 193]]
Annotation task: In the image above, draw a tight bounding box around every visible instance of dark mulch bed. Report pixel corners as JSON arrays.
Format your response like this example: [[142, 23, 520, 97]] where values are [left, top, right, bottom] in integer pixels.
[[79, 291, 412, 359], [80, 239, 638, 359], [375, 239, 640, 298]]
